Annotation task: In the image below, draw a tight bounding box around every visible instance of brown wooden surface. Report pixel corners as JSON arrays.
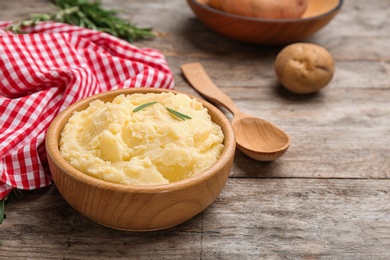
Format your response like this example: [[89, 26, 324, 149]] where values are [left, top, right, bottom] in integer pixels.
[[1, 0, 389, 259]]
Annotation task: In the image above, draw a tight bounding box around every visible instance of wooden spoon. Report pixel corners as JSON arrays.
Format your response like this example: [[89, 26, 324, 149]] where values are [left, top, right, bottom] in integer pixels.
[[181, 62, 290, 161]]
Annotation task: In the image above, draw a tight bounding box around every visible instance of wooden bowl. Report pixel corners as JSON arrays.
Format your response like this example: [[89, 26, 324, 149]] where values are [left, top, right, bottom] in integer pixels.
[[187, 0, 343, 44], [46, 88, 236, 231]]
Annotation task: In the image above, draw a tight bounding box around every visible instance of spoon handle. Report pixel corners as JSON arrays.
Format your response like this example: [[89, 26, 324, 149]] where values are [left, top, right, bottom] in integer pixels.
[[181, 62, 240, 116]]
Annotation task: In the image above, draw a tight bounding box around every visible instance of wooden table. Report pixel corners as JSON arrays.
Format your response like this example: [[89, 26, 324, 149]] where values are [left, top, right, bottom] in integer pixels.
[[1, 0, 389, 259]]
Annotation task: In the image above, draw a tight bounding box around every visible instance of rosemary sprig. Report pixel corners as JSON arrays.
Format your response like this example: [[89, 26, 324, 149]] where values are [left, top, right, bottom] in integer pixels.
[[132, 101, 158, 112], [5, 0, 154, 42], [133, 101, 192, 121], [0, 200, 4, 224], [165, 107, 192, 121], [0, 189, 23, 224]]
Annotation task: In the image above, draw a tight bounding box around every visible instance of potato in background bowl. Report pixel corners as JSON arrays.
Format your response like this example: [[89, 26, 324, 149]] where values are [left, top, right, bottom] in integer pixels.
[[187, 0, 343, 44]]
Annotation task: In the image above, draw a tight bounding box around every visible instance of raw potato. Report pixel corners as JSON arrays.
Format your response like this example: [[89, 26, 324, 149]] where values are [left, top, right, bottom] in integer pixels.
[[274, 43, 335, 94], [208, 0, 308, 19]]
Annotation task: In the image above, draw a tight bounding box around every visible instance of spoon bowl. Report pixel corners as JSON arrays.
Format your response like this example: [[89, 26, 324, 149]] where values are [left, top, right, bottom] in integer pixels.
[[181, 62, 290, 161], [233, 114, 290, 161]]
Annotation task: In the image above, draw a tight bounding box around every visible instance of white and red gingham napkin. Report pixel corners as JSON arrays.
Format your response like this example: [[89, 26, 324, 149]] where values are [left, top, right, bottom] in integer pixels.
[[0, 22, 174, 199]]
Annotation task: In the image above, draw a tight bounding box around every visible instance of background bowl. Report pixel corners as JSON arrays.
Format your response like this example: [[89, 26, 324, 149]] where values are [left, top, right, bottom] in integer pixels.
[[187, 0, 343, 44], [46, 88, 236, 231]]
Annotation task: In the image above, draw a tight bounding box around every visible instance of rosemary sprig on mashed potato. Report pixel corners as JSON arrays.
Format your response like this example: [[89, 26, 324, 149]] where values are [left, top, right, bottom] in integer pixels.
[[133, 101, 192, 121], [132, 101, 158, 112], [165, 107, 192, 121]]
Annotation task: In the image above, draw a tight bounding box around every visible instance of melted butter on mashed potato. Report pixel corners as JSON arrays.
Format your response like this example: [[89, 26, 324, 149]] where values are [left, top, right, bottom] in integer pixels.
[[59, 92, 224, 186]]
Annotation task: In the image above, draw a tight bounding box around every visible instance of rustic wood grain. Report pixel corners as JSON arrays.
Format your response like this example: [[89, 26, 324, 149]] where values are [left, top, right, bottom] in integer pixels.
[[1, 180, 389, 259], [1, 0, 389, 259]]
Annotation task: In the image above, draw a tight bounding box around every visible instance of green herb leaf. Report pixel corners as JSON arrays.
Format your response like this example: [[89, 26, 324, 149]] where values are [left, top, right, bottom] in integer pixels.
[[0, 189, 23, 225], [165, 107, 192, 121], [0, 199, 5, 225], [133, 101, 158, 112], [5, 0, 154, 42]]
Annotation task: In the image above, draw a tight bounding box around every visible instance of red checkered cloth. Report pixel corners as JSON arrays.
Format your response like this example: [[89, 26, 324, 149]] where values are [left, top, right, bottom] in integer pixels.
[[0, 21, 174, 199]]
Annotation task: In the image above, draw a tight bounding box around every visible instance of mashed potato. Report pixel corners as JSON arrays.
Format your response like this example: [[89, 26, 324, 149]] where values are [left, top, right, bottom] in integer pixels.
[[59, 92, 224, 186]]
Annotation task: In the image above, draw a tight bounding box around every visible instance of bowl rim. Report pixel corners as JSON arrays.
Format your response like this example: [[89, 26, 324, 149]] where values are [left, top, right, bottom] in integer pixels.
[[188, 0, 343, 23], [46, 88, 236, 194]]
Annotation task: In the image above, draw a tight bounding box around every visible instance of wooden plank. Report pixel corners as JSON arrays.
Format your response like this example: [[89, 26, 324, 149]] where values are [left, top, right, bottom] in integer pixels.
[[0, 179, 389, 259], [0, 0, 52, 20], [173, 84, 390, 179]]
